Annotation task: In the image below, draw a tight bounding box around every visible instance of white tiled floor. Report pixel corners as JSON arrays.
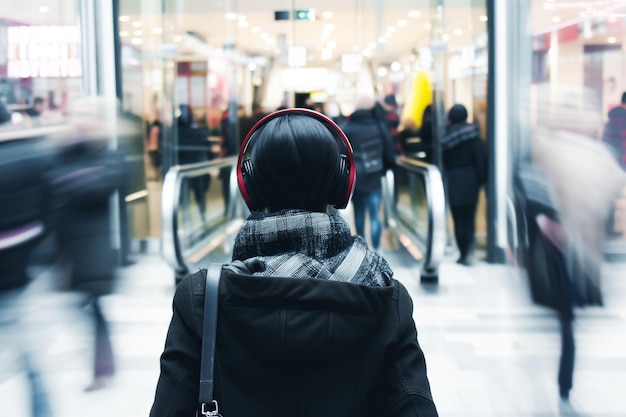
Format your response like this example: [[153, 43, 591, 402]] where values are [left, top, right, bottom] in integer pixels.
[[1, 249, 625, 417]]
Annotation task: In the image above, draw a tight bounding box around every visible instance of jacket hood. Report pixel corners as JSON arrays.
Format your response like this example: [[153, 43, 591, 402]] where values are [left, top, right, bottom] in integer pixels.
[[217, 267, 394, 368]]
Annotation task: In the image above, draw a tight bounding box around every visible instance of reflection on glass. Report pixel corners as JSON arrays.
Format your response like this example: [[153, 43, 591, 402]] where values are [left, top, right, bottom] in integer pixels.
[[395, 170, 429, 239], [177, 169, 228, 253]]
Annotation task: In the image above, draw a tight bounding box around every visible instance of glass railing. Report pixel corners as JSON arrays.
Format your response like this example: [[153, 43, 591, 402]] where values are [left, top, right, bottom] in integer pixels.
[[382, 156, 447, 283], [161, 156, 246, 282]]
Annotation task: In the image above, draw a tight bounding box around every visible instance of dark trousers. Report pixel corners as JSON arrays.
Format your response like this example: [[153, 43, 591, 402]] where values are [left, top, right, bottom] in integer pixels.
[[91, 298, 115, 378], [450, 204, 477, 261], [558, 312, 575, 398]]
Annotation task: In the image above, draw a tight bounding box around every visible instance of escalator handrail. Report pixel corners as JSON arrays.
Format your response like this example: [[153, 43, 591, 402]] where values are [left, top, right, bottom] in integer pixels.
[[393, 156, 447, 277], [161, 156, 238, 272]]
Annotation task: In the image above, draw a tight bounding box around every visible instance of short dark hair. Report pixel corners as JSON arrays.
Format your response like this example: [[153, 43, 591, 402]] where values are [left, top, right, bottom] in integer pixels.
[[622, 91, 626, 105], [33, 97, 44, 106], [448, 104, 468, 124], [250, 113, 341, 212]]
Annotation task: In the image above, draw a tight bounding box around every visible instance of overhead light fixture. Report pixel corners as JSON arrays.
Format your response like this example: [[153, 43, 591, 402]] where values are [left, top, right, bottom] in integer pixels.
[[397, 20, 407, 27], [479, 15, 488, 22], [323, 11, 333, 19], [153, 27, 163, 34], [238, 21, 249, 28], [442, 34, 450, 41], [39, 6, 50, 13], [322, 49, 332, 60], [119, 31, 129, 37], [377, 67, 388, 77], [132, 21, 142, 28], [453, 28, 463, 35], [134, 30, 142, 36], [552, 16, 561, 23], [119, 15, 130, 22], [173, 35, 183, 42], [378, 36, 387, 43], [131, 38, 143, 45], [608, 37, 617, 44], [408, 10, 421, 18], [225, 12, 237, 20], [251, 26, 261, 33]]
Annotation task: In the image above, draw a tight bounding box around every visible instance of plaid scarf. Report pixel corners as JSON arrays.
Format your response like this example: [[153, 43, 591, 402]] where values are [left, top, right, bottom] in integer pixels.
[[441, 123, 480, 150], [232, 210, 392, 287]]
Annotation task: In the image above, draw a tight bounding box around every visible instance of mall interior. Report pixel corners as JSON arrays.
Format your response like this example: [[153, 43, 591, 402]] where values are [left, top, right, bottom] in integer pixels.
[[1, 1, 626, 416]]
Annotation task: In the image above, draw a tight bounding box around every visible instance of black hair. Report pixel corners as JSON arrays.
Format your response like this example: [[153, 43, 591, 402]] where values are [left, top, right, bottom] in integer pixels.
[[622, 91, 626, 105], [33, 97, 44, 105], [448, 104, 468, 124], [250, 113, 341, 212]]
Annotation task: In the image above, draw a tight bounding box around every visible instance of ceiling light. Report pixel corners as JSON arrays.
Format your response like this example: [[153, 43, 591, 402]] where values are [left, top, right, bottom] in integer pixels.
[[378, 36, 387, 43], [131, 38, 143, 45], [453, 28, 463, 35], [397, 20, 407, 27], [479, 15, 488, 22], [173, 35, 182, 42], [327, 41, 336, 49], [134, 30, 142, 36], [119, 31, 129, 37], [408, 10, 421, 18], [238, 21, 249, 28], [153, 27, 163, 34], [323, 11, 333, 19], [442, 34, 450, 41], [390, 61, 401, 72], [377, 67, 388, 77], [39, 6, 49, 13], [324, 24, 335, 31], [260, 32, 269, 39], [225, 12, 237, 20], [322, 49, 332, 60], [387, 26, 397, 33], [238, 15, 247, 21], [251, 26, 261, 33], [608, 37, 617, 44], [424, 22, 432, 30], [132, 21, 141, 28], [119, 15, 130, 22], [552, 16, 561, 23]]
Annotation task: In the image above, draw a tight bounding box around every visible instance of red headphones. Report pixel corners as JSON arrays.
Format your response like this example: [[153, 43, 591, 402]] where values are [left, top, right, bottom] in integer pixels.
[[237, 108, 355, 211]]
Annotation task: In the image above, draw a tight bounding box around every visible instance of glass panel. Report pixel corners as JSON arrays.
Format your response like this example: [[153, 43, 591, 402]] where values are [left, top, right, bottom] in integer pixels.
[[395, 169, 429, 239]]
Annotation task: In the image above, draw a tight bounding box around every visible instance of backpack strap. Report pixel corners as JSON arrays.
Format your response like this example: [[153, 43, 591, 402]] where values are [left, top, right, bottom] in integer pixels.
[[199, 263, 223, 416]]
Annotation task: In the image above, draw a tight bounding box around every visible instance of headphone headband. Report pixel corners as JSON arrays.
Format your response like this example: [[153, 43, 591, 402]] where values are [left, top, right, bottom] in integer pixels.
[[237, 108, 356, 211]]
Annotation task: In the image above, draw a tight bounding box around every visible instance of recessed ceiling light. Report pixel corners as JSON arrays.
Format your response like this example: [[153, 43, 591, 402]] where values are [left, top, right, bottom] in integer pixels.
[[39, 6, 49, 13], [442, 34, 450, 41], [387, 26, 397, 33], [479, 15, 488, 22], [552, 16, 561, 23], [134, 30, 142, 36], [322, 49, 332, 60], [608, 37, 617, 44], [119, 15, 130, 22], [378, 36, 387, 43], [324, 24, 335, 31], [322, 11, 333, 19], [153, 27, 163, 34], [238, 15, 247, 21], [397, 20, 407, 27], [238, 21, 249, 28], [327, 41, 336, 49], [173, 35, 182, 42], [408, 10, 421, 18], [260, 32, 269, 39], [131, 38, 143, 45], [225, 12, 237, 20], [132, 21, 142, 28], [119, 31, 129, 37], [251, 26, 261, 33]]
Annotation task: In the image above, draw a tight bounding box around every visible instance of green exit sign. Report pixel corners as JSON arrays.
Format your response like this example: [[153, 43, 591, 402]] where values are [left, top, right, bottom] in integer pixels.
[[295, 9, 316, 21]]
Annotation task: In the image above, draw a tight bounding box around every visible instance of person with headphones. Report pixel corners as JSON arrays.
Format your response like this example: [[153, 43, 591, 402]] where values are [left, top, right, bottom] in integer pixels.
[[150, 109, 439, 417]]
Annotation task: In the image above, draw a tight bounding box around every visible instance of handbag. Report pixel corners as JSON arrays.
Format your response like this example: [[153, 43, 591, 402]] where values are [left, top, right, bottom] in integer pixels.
[[198, 263, 224, 417]]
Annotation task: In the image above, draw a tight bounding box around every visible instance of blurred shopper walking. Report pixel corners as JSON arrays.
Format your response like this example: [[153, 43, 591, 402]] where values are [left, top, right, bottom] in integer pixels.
[[602, 91, 626, 171], [342, 96, 396, 251], [0, 101, 54, 417], [48, 97, 128, 392], [527, 85, 626, 400], [441, 104, 486, 265]]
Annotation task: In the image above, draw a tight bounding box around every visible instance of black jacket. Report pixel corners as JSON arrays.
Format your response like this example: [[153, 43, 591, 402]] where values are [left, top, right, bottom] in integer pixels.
[[342, 109, 396, 194], [150, 266, 438, 417]]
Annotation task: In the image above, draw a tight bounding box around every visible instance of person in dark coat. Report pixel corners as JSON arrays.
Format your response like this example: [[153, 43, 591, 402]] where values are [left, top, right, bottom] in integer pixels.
[[50, 98, 129, 392], [441, 104, 486, 265], [150, 109, 438, 417], [342, 96, 396, 250], [0, 109, 54, 417], [602, 91, 626, 171]]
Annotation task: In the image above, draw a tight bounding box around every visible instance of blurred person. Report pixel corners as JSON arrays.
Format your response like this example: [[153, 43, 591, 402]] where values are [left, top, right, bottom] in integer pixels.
[[25, 96, 45, 118], [398, 105, 433, 162], [602, 91, 626, 171], [441, 104, 486, 265], [342, 96, 397, 251], [0, 101, 54, 417], [380, 94, 401, 147], [177, 104, 211, 221], [146, 109, 163, 179], [530, 84, 626, 400], [48, 96, 128, 392], [150, 109, 439, 417]]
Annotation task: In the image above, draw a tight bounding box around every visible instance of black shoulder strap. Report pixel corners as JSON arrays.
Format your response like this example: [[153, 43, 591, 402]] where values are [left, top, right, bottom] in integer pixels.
[[199, 263, 223, 416]]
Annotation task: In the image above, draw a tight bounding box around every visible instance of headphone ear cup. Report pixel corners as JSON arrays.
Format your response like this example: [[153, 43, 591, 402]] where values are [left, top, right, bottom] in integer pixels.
[[241, 158, 260, 210], [331, 154, 351, 209]]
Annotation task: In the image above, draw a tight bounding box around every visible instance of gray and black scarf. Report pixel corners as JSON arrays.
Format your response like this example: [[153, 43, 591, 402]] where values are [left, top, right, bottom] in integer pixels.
[[232, 210, 392, 287], [441, 123, 480, 150]]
